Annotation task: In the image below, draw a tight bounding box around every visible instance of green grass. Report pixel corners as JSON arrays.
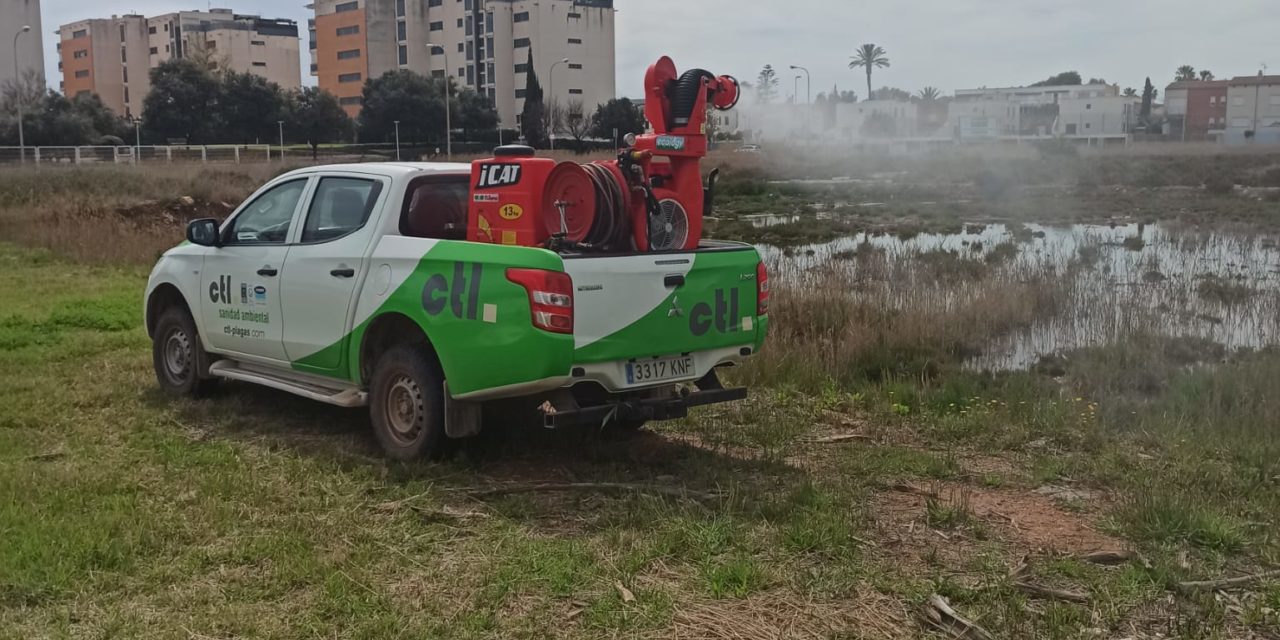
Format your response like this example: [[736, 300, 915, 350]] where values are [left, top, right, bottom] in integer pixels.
[[4, 177, 1280, 640]]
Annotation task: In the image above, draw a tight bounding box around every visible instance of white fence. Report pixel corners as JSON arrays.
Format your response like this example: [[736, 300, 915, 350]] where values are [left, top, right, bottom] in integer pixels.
[[0, 145, 279, 166]]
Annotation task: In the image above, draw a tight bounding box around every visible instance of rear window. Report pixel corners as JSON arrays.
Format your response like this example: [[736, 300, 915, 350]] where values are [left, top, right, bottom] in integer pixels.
[[400, 175, 469, 240]]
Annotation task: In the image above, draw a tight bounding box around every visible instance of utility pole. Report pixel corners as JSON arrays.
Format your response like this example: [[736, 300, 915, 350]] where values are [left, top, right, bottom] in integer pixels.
[[549, 57, 569, 150], [394, 120, 401, 160], [1253, 70, 1263, 144], [789, 65, 811, 104], [277, 120, 284, 161], [426, 43, 452, 159], [12, 25, 31, 165], [132, 116, 141, 163]]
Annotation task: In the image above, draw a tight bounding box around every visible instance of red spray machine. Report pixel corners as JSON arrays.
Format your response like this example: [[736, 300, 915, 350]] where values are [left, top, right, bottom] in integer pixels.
[[466, 56, 739, 252]]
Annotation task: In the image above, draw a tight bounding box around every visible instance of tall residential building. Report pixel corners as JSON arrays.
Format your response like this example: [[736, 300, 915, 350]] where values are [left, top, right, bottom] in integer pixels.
[[58, 9, 302, 119], [1, 0, 46, 91], [309, 0, 616, 127]]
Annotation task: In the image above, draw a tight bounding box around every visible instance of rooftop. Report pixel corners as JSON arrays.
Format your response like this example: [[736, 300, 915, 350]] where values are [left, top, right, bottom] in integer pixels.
[[1229, 74, 1280, 86]]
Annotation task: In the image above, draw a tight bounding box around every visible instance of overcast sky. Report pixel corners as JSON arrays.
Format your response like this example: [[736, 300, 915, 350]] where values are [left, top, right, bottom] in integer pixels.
[[38, 0, 1276, 98]]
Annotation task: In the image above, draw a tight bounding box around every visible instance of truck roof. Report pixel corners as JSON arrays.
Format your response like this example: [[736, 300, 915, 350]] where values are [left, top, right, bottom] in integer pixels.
[[278, 162, 471, 180]]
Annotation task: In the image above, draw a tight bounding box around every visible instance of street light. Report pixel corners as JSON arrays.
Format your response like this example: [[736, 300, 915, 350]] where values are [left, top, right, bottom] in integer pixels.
[[277, 120, 284, 162], [789, 65, 811, 104], [12, 25, 31, 165], [794, 75, 802, 104], [425, 42, 451, 159], [393, 120, 401, 160], [549, 57, 570, 150]]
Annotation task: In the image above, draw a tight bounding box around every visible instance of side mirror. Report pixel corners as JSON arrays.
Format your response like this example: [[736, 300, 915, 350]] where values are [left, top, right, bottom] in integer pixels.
[[186, 218, 221, 247]]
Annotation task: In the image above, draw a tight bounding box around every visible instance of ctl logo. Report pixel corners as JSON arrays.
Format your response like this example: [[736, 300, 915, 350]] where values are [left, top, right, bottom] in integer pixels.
[[688, 288, 743, 336], [476, 163, 522, 189], [422, 262, 484, 320], [209, 275, 234, 304]]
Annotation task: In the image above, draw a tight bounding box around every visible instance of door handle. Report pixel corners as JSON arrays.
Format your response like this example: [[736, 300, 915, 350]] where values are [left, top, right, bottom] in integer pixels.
[[664, 274, 685, 288], [331, 268, 356, 278], [257, 267, 278, 277]]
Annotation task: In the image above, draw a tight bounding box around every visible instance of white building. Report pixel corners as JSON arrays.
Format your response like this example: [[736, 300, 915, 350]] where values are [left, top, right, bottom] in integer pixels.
[[1, 0, 45, 91], [835, 100, 918, 139], [947, 83, 1135, 141]]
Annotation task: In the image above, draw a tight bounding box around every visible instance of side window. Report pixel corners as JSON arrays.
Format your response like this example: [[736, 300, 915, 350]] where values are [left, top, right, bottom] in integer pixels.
[[225, 179, 308, 245], [301, 177, 384, 243], [400, 176, 469, 240]]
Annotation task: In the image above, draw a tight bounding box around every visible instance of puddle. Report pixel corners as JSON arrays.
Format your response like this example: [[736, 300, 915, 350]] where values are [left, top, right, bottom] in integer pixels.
[[761, 223, 1280, 370]]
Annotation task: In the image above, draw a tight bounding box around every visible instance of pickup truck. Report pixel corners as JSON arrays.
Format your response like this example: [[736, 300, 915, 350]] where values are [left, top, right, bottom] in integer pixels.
[[145, 162, 769, 459]]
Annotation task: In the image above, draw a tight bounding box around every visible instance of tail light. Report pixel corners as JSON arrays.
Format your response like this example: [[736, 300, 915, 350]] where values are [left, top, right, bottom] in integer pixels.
[[756, 261, 770, 315], [506, 268, 574, 334]]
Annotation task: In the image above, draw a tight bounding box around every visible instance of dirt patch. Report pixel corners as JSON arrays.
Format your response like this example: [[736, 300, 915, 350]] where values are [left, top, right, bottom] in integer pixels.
[[668, 588, 912, 640], [115, 197, 234, 228], [870, 481, 1124, 565]]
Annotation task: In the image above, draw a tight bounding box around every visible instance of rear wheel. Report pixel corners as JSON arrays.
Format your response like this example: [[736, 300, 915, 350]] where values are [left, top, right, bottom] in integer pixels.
[[152, 306, 216, 396], [369, 344, 450, 461]]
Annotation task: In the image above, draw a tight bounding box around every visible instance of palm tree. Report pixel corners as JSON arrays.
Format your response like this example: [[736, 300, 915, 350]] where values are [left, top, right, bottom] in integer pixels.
[[849, 44, 890, 100], [1175, 65, 1196, 82], [1123, 87, 1138, 97], [918, 86, 941, 101], [1199, 70, 1215, 81]]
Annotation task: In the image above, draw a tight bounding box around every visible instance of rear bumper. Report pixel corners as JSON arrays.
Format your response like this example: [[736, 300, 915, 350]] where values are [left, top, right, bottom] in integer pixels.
[[567, 344, 754, 393], [541, 372, 747, 429]]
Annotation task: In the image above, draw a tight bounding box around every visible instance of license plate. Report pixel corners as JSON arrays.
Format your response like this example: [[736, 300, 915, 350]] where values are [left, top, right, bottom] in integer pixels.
[[625, 355, 695, 386]]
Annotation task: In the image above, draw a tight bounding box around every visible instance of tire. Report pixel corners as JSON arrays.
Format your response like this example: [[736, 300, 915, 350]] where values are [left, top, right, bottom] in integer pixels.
[[368, 344, 450, 461], [152, 306, 216, 396]]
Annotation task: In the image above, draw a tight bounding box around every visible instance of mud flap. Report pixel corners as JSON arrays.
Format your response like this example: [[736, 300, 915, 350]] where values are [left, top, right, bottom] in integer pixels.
[[444, 383, 483, 438]]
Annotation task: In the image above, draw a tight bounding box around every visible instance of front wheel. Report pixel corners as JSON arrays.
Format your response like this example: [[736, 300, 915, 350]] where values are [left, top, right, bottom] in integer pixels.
[[368, 344, 450, 461], [152, 306, 216, 396]]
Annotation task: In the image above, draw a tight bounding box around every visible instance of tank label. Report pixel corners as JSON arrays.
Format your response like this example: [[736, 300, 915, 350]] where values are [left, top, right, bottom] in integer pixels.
[[473, 193, 500, 202], [499, 204, 524, 220], [476, 163, 523, 188], [656, 135, 686, 151]]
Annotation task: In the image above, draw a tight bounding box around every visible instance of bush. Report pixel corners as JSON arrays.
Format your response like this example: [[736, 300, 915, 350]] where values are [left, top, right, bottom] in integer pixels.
[[1203, 173, 1236, 195]]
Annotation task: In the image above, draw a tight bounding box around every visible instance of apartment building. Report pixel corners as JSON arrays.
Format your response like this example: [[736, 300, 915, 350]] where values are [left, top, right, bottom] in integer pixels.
[[1165, 80, 1229, 141], [1, 0, 45, 91], [1224, 74, 1280, 145], [310, 0, 616, 126], [58, 9, 301, 119]]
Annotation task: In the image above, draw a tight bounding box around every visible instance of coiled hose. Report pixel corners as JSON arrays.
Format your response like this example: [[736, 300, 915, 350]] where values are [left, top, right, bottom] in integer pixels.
[[581, 163, 629, 251], [670, 69, 716, 127]]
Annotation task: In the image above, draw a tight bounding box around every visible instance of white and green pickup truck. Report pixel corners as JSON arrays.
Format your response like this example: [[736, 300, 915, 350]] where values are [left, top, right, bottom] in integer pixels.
[[145, 162, 769, 459]]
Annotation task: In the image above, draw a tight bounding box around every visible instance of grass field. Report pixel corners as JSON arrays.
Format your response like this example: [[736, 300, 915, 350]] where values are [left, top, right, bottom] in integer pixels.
[[2, 152, 1279, 638]]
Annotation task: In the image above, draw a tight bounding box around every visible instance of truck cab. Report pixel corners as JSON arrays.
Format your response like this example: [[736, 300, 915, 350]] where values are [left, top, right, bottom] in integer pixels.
[[145, 162, 768, 459]]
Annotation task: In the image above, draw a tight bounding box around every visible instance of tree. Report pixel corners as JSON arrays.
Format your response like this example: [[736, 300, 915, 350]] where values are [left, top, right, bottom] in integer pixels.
[[519, 49, 548, 148], [917, 86, 941, 101], [289, 87, 352, 159], [454, 84, 499, 140], [563, 99, 590, 149], [756, 65, 779, 104], [849, 44, 890, 99], [142, 58, 222, 143], [1123, 87, 1138, 97], [218, 71, 287, 143], [1199, 70, 1215, 81], [0, 68, 45, 118], [1175, 65, 1197, 82], [1030, 71, 1082, 87], [358, 69, 445, 146], [1140, 77, 1155, 122], [587, 97, 645, 143], [544, 98, 566, 142], [1086, 77, 1108, 85]]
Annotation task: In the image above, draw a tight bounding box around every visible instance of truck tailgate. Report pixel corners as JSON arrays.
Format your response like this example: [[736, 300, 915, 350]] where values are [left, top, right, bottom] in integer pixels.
[[564, 243, 765, 365]]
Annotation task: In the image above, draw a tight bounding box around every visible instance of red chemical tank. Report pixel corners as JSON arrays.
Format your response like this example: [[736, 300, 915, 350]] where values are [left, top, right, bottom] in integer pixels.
[[466, 56, 739, 253]]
